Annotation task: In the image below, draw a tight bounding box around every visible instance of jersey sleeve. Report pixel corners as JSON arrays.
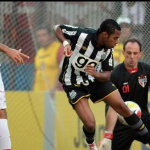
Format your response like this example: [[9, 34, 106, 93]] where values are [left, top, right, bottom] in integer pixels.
[[110, 71, 117, 84], [101, 49, 114, 71], [59, 24, 80, 43]]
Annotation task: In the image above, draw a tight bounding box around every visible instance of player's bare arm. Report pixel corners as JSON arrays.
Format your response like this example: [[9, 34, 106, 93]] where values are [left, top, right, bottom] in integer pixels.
[[84, 65, 111, 82], [53, 25, 73, 57], [0, 43, 29, 65]]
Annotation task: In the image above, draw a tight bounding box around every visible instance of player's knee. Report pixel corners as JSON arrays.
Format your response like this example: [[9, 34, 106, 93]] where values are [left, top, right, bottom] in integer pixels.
[[85, 121, 95, 132], [0, 109, 7, 119], [116, 102, 132, 117]]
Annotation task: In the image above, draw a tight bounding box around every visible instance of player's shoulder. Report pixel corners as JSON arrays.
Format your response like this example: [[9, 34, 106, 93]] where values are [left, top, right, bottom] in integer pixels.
[[60, 24, 96, 34], [113, 63, 123, 71], [139, 62, 150, 69], [83, 27, 96, 34], [112, 63, 123, 76]]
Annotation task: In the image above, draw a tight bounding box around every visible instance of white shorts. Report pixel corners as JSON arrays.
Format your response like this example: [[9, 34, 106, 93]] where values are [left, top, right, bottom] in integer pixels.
[[0, 72, 6, 109]]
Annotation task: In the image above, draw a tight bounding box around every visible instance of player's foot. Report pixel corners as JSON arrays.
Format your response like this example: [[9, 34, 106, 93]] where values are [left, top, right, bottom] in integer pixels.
[[86, 141, 98, 150]]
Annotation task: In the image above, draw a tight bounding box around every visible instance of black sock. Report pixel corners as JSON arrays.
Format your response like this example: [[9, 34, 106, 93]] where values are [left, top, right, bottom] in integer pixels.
[[124, 113, 150, 144], [83, 126, 95, 144]]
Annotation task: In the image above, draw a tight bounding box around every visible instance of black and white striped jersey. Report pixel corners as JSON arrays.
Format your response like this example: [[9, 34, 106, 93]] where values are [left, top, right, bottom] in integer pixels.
[[59, 24, 114, 86]]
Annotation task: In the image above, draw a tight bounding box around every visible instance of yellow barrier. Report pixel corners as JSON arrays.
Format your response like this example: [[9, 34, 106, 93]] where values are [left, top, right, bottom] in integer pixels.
[[6, 92, 44, 150]]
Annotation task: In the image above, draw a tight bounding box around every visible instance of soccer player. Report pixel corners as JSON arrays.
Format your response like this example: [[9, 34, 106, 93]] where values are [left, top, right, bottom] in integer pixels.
[[53, 19, 150, 150], [0, 43, 29, 150], [99, 38, 150, 150]]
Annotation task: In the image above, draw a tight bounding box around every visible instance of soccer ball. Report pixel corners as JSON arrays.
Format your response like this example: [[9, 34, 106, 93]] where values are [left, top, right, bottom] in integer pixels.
[[117, 101, 141, 125]]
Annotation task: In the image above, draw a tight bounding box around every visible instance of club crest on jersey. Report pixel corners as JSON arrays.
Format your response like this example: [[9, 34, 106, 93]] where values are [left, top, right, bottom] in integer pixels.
[[138, 75, 147, 88], [69, 90, 77, 99]]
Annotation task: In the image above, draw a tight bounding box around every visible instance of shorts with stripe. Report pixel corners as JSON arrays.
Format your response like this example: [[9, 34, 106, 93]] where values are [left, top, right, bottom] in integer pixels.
[[63, 80, 117, 105]]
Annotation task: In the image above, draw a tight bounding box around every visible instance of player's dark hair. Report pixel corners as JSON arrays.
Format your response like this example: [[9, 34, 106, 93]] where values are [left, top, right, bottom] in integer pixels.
[[98, 19, 121, 35], [123, 38, 142, 51]]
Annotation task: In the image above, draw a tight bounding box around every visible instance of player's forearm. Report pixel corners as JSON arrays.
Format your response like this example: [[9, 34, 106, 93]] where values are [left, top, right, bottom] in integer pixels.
[[53, 25, 67, 43], [0, 43, 10, 54], [105, 106, 118, 131], [95, 71, 111, 82]]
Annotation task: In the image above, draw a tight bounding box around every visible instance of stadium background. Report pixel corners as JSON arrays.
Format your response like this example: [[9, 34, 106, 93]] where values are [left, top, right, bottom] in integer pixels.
[[0, 1, 150, 150]]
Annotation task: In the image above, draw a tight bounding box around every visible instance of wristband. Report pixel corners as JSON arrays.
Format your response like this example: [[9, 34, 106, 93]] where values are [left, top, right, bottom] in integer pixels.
[[104, 131, 113, 140], [63, 40, 69, 47]]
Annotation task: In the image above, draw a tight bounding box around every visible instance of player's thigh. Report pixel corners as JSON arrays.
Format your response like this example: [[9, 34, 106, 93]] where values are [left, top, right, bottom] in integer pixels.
[[0, 109, 7, 119], [90, 80, 118, 103], [0, 91, 7, 119], [104, 90, 132, 117], [63, 85, 95, 124], [112, 126, 135, 150], [74, 97, 95, 126]]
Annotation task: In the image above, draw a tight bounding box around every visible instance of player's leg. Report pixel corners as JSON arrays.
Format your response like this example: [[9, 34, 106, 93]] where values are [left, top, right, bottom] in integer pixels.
[[112, 125, 135, 150], [0, 72, 11, 150], [104, 91, 132, 117], [74, 98, 97, 150], [74, 98, 95, 142], [63, 85, 97, 150], [135, 114, 150, 144], [0, 109, 11, 150], [104, 91, 150, 144], [91, 80, 150, 145]]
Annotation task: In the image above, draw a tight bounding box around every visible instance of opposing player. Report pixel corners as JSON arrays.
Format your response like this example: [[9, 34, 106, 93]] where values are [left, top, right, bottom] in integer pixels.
[[99, 38, 150, 150], [0, 43, 29, 150], [53, 19, 150, 150]]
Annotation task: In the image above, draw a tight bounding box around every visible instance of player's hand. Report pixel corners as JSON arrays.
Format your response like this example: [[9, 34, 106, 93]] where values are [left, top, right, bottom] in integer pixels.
[[5, 48, 29, 66], [64, 45, 73, 57], [84, 65, 98, 77], [98, 131, 113, 150]]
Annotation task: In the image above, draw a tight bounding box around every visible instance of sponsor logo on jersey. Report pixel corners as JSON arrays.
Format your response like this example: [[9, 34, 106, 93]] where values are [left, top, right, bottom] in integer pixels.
[[123, 82, 128, 85], [72, 53, 100, 72], [138, 75, 147, 88], [62, 29, 77, 35]]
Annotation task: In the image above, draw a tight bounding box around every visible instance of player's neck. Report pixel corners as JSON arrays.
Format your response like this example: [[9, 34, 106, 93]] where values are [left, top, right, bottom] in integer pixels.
[[124, 62, 138, 72]]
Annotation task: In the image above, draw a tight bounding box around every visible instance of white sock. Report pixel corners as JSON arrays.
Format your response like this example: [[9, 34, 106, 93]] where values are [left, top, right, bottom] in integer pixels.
[[0, 119, 11, 149]]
